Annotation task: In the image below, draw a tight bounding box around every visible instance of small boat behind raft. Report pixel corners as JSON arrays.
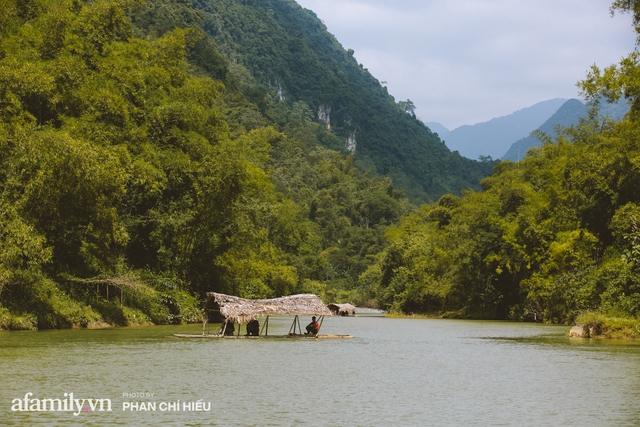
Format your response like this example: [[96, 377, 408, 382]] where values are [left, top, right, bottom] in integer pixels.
[[173, 292, 353, 339]]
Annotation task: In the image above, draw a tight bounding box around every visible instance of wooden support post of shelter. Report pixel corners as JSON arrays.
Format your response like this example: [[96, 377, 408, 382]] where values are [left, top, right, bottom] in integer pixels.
[[202, 309, 208, 336], [317, 315, 325, 335], [288, 315, 298, 335], [259, 315, 270, 337], [221, 319, 229, 336]]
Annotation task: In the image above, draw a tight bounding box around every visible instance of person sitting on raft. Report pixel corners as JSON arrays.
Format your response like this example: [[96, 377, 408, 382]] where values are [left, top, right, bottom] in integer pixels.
[[246, 319, 260, 336], [219, 321, 234, 336], [305, 316, 319, 335]]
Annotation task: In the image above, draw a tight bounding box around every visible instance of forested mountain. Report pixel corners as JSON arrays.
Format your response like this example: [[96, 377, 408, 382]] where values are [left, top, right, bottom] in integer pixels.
[[130, 0, 494, 203], [439, 98, 568, 160]]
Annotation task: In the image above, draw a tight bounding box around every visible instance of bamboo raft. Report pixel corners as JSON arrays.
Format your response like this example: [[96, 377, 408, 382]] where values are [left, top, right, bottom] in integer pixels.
[[173, 333, 353, 339], [173, 292, 354, 340]]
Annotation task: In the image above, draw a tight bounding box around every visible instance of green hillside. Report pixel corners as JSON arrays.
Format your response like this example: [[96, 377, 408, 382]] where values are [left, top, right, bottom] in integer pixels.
[[130, 0, 494, 204]]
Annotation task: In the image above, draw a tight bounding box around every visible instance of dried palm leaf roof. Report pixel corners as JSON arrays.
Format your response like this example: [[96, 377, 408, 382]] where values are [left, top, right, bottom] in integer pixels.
[[205, 292, 333, 323], [328, 303, 356, 314]]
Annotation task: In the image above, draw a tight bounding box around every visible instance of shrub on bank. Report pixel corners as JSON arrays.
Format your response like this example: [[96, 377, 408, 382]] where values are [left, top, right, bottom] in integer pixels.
[[0, 273, 203, 330], [575, 311, 640, 339], [20, 278, 103, 329], [0, 306, 37, 330]]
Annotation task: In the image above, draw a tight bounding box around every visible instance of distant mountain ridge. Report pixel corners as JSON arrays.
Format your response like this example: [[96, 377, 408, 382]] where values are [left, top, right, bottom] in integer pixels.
[[426, 98, 568, 160], [423, 121, 450, 138], [502, 98, 630, 162], [502, 99, 586, 161]]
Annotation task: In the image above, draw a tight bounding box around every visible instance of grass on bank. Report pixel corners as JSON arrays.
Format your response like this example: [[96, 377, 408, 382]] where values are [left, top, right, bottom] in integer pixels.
[[575, 311, 640, 339]]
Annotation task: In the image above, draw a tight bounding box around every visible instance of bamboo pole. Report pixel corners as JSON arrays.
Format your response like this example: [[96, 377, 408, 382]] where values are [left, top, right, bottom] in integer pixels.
[[201, 310, 208, 336], [259, 316, 269, 336], [220, 319, 228, 336], [289, 315, 298, 335], [317, 315, 325, 335]]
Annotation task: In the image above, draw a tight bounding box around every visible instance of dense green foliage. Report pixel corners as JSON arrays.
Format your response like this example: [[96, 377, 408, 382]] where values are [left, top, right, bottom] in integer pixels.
[[370, 80, 640, 324], [0, 0, 411, 329], [359, 1, 640, 328]]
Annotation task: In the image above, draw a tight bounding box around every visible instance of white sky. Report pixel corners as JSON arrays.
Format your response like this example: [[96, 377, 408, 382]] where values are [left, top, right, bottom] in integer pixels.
[[294, 0, 636, 129]]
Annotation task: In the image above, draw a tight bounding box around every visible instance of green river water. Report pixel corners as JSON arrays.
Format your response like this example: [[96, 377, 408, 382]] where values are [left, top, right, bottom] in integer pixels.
[[1, 316, 640, 426]]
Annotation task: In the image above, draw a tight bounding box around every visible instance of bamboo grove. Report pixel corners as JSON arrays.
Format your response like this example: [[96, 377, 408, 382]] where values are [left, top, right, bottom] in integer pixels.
[[0, 0, 408, 328]]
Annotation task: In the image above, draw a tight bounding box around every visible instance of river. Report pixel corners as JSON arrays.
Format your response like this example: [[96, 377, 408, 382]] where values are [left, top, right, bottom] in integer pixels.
[[1, 317, 639, 426]]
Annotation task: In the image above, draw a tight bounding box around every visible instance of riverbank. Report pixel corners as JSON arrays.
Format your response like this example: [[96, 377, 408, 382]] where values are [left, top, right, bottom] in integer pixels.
[[387, 310, 640, 340], [569, 311, 640, 339], [0, 277, 203, 331], [384, 312, 438, 319]]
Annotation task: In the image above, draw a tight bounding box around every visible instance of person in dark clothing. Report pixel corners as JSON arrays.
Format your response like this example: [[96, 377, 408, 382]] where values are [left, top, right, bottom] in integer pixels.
[[220, 320, 234, 336], [246, 319, 260, 336], [305, 316, 319, 335]]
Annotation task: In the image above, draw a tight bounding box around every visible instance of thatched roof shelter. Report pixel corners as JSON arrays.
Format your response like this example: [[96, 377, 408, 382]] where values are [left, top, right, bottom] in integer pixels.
[[328, 303, 356, 315], [205, 292, 332, 323]]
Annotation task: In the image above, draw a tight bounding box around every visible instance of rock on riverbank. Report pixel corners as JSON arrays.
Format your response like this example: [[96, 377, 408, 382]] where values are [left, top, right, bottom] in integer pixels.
[[568, 324, 600, 338]]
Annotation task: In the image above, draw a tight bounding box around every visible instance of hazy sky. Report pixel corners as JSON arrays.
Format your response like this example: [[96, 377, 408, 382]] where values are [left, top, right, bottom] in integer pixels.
[[294, 0, 636, 129]]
